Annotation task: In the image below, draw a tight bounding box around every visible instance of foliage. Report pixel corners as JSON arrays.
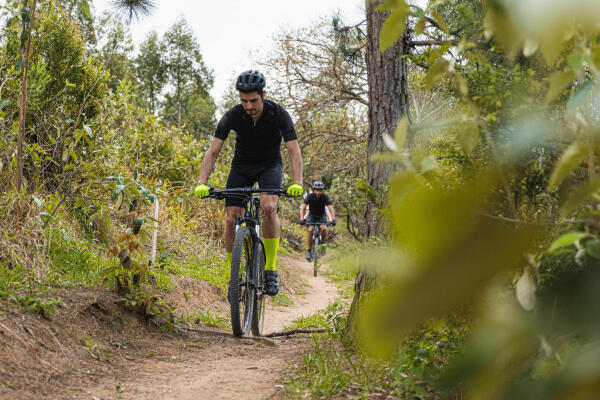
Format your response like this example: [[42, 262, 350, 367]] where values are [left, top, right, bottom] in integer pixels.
[[272, 293, 294, 307], [161, 17, 215, 137], [134, 31, 165, 114], [0, 0, 226, 337], [1, 2, 109, 191], [348, 0, 600, 399], [285, 300, 344, 331], [324, 243, 362, 298], [264, 17, 369, 237], [182, 308, 228, 330], [94, 12, 136, 91], [108, 0, 157, 22], [8, 294, 65, 320], [286, 302, 467, 399]]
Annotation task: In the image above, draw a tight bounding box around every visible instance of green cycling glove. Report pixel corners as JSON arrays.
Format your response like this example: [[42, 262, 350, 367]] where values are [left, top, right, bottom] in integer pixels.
[[287, 184, 303, 196], [194, 184, 210, 198]]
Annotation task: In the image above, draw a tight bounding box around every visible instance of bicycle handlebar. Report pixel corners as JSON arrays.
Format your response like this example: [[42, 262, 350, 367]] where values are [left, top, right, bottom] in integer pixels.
[[301, 221, 335, 226], [205, 187, 293, 200]]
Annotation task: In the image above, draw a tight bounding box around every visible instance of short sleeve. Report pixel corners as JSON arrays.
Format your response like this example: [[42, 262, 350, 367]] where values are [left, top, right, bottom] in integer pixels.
[[303, 193, 312, 205], [280, 108, 297, 142], [214, 111, 232, 140], [324, 194, 332, 205]]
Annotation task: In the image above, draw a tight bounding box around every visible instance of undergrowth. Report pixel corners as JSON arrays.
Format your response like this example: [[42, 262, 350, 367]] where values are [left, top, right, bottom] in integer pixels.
[[285, 243, 468, 399]]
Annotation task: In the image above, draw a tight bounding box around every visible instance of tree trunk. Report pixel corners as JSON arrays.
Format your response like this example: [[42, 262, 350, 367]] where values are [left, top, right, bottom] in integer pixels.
[[177, 82, 182, 128], [344, 262, 382, 347], [345, 0, 410, 347], [16, 0, 38, 192], [361, 0, 409, 239]]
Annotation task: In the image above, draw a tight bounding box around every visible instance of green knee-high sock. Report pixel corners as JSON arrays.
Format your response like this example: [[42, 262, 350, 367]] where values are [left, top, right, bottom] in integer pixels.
[[262, 238, 279, 271]]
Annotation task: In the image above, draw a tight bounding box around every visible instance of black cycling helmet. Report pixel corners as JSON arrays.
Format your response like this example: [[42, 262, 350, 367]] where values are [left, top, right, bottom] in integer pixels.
[[312, 181, 325, 189], [235, 69, 266, 92]]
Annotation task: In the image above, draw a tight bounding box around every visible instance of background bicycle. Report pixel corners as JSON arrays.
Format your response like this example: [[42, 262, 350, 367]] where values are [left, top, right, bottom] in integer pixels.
[[301, 220, 334, 277]]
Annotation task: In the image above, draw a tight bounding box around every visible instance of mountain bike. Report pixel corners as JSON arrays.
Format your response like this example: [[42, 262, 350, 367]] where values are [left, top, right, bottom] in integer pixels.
[[205, 187, 291, 337], [303, 221, 333, 277]]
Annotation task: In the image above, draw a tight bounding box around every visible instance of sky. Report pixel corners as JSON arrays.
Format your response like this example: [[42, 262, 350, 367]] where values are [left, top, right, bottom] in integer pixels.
[[93, 0, 366, 104]]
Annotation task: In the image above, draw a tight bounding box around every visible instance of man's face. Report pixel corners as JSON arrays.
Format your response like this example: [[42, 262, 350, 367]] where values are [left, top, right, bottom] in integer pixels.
[[314, 188, 324, 196], [240, 91, 264, 117]]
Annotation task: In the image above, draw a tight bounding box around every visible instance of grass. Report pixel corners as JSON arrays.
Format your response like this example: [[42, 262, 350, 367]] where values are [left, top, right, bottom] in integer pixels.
[[272, 293, 294, 307], [0, 262, 28, 301], [285, 333, 393, 399], [46, 228, 113, 287], [163, 254, 230, 293], [182, 308, 228, 330], [284, 302, 468, 399]]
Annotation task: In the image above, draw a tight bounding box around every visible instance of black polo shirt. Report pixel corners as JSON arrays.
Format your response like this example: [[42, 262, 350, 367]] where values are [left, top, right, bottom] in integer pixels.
[[304, 193, 332, 216], [214, 100, 297, 164]]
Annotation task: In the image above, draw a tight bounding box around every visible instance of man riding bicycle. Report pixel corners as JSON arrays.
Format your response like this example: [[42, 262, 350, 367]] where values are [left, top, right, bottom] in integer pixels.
[[194, 70, 303, 296], [300, 181, 335, 261]]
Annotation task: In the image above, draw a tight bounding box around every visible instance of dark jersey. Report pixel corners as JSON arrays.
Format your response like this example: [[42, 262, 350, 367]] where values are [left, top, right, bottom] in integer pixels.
[[304, 193, 332, 216], [214, 100, 297, 164]]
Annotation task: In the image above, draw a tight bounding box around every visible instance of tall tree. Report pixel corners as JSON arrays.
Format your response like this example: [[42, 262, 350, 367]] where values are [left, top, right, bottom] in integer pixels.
[[16, 0, 38, 192], [362, 0, 410, 238], [95, 13, 135, 91], [57, 0, 96, 45], [135, 31, 165, 114], [162, 17, 213, 129], [108, 0, 156, 21], [345, 0, 410, 345]]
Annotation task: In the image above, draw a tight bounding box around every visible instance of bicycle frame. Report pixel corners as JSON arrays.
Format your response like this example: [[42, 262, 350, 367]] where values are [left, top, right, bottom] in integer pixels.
[[206, 187, 290, 336]]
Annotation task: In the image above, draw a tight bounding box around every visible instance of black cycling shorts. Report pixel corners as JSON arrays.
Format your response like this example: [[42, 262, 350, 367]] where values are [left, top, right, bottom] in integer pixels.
[[225, 161, 282, 207], [307, 213, 328, 225]]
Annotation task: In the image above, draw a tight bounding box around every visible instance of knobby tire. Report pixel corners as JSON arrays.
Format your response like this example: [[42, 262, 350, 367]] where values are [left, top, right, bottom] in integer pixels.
[[251, 240, 266, 336], [230, 226, 254, 337], [313, 234, 320, 277]]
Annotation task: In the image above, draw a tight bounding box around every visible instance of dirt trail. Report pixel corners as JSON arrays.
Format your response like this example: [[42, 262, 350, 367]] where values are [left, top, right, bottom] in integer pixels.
[[81, 255, 338, 400]]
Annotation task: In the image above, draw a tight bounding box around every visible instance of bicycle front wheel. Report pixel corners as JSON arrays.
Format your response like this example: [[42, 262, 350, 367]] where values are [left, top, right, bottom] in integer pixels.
[[230, 226, 254, 337], [313, 235, 320, 277], [251, 240, 266, 336]]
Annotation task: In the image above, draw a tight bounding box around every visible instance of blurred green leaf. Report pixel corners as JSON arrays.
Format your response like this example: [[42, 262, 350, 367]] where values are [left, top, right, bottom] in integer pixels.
[[457, 118, 479, 154], [414, 18, 425, 35], [378, 4, 409, 52], [548, 142, 588, 190], [394, 116, 408, 149], [32, 196, 42, 208], [20, 7, 30, 23], [567, 80, 595, 116], [424, 60, 449, 90], [568, 53, 588, 74], [560, 178, 600, 218], [431, 12, 449, 34], [549, 232, 589, 251], [84, 125, 93, 139], [6, 15, 18, 28], [133, 217, 144, 235], [361, 216, 541, 356], [545, 70, 574, 104], [81, 0, 91, 19], [584, 240, 600, 259], [111, 185, 126, 202]]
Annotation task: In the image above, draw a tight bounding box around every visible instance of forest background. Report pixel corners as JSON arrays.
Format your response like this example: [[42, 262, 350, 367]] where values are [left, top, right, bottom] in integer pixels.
[[1, 0, 600, 398]]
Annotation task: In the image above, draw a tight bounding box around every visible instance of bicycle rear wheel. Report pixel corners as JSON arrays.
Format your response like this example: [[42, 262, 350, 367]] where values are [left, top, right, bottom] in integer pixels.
[[251, 240, 266, 336], [313, 234, 320, 277], [230, 226, 254, 337]]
